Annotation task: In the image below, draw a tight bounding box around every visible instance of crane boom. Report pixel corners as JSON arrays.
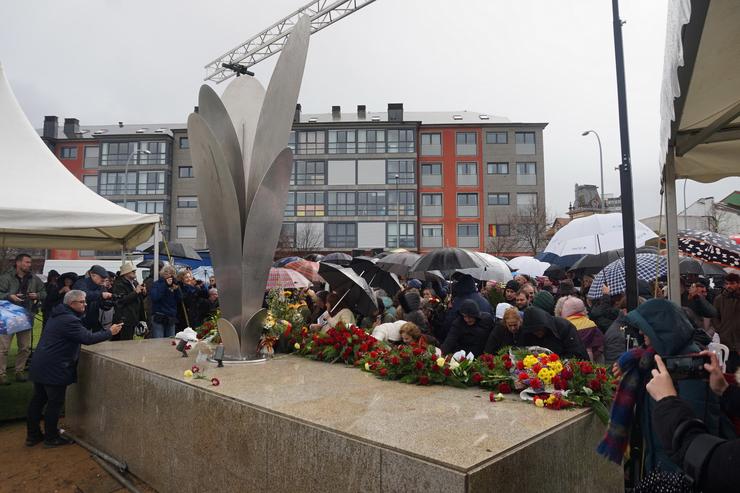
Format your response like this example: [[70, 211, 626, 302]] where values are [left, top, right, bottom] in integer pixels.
[[204, 0, 376, 83]]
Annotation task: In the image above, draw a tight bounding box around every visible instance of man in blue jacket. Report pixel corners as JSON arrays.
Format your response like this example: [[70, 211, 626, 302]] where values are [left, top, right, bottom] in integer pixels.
[[26, 290, 121, 448], [72, 265, 113, 332]]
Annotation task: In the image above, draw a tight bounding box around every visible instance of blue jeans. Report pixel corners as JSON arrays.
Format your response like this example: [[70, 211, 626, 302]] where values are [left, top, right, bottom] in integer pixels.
[[151, 319, 176, 339]]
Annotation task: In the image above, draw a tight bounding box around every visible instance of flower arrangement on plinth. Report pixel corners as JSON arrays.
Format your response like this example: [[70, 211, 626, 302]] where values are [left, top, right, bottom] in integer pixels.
[[262, 289, 309, 357], [295, 322, 380, 365], [360, 339, 453, 386], [194, 313, 220, 343]]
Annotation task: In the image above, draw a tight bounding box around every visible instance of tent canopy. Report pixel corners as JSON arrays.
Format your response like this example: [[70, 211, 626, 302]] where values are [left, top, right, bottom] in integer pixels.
[[0, 63, 159, 249], [660, 0, 740, 182]]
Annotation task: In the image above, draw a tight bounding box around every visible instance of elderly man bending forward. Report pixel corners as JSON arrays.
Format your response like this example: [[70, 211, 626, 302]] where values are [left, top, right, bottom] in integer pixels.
[[25, 290, 121, 448]]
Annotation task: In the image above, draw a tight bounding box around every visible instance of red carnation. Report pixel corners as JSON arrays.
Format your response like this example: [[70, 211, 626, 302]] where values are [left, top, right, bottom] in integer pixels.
[[415, 360, 424, 370], [552, 375, 563, 390], [588, 379, 602, 391], [418, 375, 430, 385], [191, 365, 200, 373], [333, 343, 341, 350], [379, 368, 388, 377], [549, 353, 560, 362], [360, 343, 369, 352], [516, 361, 524, 370], [171, 340, 176, 346], [412, 347, 424, 356], [530, 378, 543, 390], [518, 372, 529, 381], [532, 363, 543, 373], [504, 359, 513, 369], [185, 344, 191, 350], [472, 373, 483, 383], [390, 356, 400, 365], [579, 362, 593, 374], [211, 378, 220, 386], [443, 368, 452, 376], [489, 392, 496, 402], [502, 353, 511, 361], [369, 351, 378, 359], [498, 382, 512, 394], [400, 351, 411, 359]]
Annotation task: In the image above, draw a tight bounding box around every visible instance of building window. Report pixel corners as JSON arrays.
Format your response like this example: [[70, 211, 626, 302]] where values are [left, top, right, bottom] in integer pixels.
[[387, 223, 415, 248], [325, 223, 357, 248], [60, 147, 77, 159], [279, 223, 296, 248], [83, 146, 99, 168], [137, 171, 165, 195], [421, 193, 442, 217], [421, 163, 442, 186], [517, 192, 538, 214], [101, 142, 138, 166], [177, 196, 198, 208], [387, 159, 415, 184], [284, 192, 295, 217], [486, 162, 508, 174], [139, 141, 168, 165], [421, 224, 443, 248], [456, 132, 477, 156], [98, 171, 136, 195], [456, 162, 478, 186], [297, 131, 325, 155], [387, 129, 415, 153], [82, 175, 98, 192], [420, 133, 441, 156], [178, 166, 194, 178], [177, 226, 197, 239], [457, 224, 480, 248], [485, 132, 508, 144], [296, 191, 325, 217], [137, 200, 164, 214], [179, 137, 189, 149], [515, 132, 536, 155], [388, 190, 416, 216], [328, 129, 356, 154], [328, 192, 356, 216], [357, 130, 385, 153], [357, 191, 386, 216], [487, 193, 510, 206], [516, 162, 537, 185], [488, 224, 511, 237], [456, 193, 479, 217], [294, 160, 326, 185]]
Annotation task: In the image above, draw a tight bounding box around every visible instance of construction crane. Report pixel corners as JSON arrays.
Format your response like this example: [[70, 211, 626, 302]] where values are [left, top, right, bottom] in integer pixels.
[[204, 0, 376, 83]]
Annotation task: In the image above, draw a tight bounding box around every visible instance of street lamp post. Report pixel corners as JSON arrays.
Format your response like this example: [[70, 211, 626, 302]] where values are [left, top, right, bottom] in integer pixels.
[[122, 148, 151, 210], [581, 130, 605, 212], [395, 173, 400, 248]]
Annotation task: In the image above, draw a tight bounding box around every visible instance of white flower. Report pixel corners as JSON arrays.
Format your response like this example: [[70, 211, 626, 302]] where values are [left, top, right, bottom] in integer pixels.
[[452, 350, 467, 362], [448, 359, 460, 370]]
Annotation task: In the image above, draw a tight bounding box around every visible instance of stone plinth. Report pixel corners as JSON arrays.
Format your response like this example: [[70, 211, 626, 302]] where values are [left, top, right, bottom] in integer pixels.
[[66, 340, 622, 493]]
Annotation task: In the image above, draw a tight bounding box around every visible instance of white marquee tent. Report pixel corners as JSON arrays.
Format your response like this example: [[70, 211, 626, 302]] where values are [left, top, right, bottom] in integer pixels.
[[660, 0, 740, 301], [0, 63, 160, 251]]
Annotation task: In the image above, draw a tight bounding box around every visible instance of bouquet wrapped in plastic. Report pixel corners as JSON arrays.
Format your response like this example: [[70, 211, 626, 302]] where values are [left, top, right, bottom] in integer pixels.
[[0, 300, 32, 335]]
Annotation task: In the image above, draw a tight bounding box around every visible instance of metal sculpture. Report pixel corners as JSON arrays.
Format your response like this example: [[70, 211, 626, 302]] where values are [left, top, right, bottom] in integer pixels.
[[187, 16, 310, 360]]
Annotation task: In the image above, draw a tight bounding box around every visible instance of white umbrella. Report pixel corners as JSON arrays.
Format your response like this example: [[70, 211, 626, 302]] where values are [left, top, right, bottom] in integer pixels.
[[507, 256, 550, 277], [462, 252, 513, 282], [544, 213, 656, 257]]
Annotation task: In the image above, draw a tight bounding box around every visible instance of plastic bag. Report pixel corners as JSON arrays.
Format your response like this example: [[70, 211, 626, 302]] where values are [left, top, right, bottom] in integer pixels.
[[0, 300, 32, 335]]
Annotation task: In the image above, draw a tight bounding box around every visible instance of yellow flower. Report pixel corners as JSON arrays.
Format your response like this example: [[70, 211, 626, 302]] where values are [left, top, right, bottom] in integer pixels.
[[534, 398, 545, 408], [523, 355, 538, 368], [364, 362, 370, 371], [294, 343, 301, 350], [494, 393, 504, 401], [546, 395, 557, 405], [183, 370, 193, 378], [547, 360, 563, 374], [538, 353, 549, 359], [436, 357, 446, 368], [537, 367, 555, 385]]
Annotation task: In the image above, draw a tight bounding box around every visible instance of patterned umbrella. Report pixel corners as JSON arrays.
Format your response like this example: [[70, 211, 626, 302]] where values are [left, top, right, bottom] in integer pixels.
[[284, 259, 323, 283], [323, 252, 352, 266], [376, 252, 421, 276], [265, 268, 311, 290], [677, 229, 740, 268], [587, 253, 668, 299], [273, 256, 301, 267]]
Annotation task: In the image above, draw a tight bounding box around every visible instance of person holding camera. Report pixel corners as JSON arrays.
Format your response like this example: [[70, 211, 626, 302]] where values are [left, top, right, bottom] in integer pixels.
[[26, 290, 121, 447], [149, 265, 181, 338], [646, 351, 740, 492], [112, 262, 146, 341], [72, 265, 113, 332]]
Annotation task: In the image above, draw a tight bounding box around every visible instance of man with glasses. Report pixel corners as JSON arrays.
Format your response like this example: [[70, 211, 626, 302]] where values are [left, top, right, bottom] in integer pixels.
[[25, 290, 121, 448]]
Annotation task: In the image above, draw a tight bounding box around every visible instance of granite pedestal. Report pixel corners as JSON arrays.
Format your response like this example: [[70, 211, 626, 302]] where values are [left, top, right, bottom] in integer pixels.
[[66, 340, 622, 492]]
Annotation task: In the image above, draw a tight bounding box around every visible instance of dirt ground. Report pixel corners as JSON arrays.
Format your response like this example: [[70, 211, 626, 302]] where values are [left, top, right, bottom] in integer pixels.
[[0, 420, 155, 493]]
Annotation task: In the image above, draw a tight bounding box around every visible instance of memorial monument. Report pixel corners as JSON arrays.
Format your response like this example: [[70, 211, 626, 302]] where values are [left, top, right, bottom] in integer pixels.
[[187, 15, 310, 360]]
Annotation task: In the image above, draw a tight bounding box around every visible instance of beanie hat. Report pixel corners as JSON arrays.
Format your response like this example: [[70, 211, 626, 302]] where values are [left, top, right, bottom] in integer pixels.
[[407, 279, 422, 290], [399, 290, 421, 313], [459, 299, 481, 319], [532, 291, 555, 314], [557, 279, 575, 297], [561, 296, 586, 318], [495, 302, 513, 319], [505, 280, 520, 292]]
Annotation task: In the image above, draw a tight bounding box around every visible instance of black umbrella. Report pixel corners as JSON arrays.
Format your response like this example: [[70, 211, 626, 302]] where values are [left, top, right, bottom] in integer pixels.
[[323, 252, 352, 266], [568, 250, 624, 277], [144, 242, 202, 261], [677, 229, 740, 268], [367, 270, 402, 297], [376, 252, 421, 276], [409, 270, 446, 284], [318, 263, 378, 316], [679, 257, 727, 277], [410, 248, 487, 277], [452, 268, 507, 282], [543, 264, 567, 281], [304, 253, 324, 262], [350, 256, 381, 285]]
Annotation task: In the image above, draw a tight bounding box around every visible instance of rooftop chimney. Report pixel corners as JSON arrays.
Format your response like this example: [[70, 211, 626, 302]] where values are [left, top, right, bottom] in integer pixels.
[[294, 103, 301, 123], [332, 105, 341, 120], [118, 121, 124, 128], [63, 118, 80, 137], [43, 116, 58, 139], [388, 103, 403, 122], [357, 105, 366, 119]]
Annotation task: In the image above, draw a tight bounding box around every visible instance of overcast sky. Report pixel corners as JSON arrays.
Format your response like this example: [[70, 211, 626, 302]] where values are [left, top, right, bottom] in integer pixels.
[[1, 0, 737, 218]]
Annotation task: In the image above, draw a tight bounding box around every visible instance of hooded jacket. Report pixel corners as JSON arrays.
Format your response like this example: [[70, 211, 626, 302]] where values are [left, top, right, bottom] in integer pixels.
[[441, 300, 493, 356], [72, 275, 106, 331], [443, 275, 493, 328], [713, 289, 739, 351], [519, 307, 589, 360], [30, 304, 112, 386]]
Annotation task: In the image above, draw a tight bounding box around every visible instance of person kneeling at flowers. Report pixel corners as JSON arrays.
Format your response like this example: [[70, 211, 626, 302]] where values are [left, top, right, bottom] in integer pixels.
[[560, 296, 604, 363], [484, 307, 523, 354], [308, 292, 355, 334], [519, 306, 589, 360], [441, 299, 493, 357]]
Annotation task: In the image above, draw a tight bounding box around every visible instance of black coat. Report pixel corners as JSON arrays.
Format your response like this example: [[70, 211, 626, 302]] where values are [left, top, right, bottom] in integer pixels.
[[484, 322, 523, 355], [652, 387, 740, 492], [441, 312, 494, 356], [30, 304, 112, 386], [112, 276, 145, 328], [520, 306, 589, 360], [72, 276, 105, 331]]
